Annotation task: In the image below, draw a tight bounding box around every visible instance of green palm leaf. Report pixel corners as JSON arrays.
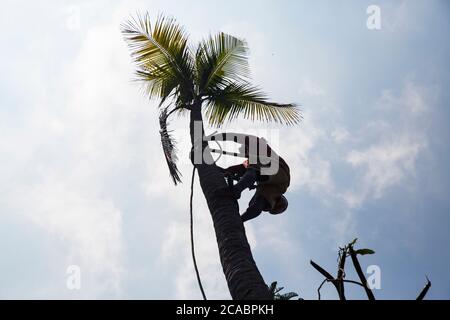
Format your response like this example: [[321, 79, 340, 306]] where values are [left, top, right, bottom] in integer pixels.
[[122, 13, 195, 104], [204, 81, 302, 127], [123, 13, 301, 185], [196, 32, 250, 94]]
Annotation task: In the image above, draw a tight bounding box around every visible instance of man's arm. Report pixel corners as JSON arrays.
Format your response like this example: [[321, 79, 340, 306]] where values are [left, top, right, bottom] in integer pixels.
[[209, 132, 260, 158], [219, 163, 247, 178]]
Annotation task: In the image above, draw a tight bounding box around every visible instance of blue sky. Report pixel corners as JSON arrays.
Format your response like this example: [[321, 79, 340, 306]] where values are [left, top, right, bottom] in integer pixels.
[[0, 0, 449, 299]]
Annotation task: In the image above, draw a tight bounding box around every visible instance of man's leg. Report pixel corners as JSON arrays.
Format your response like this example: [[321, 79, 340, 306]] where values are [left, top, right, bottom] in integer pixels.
[[216, 167, 258, 199], [241, 193, 270, 222], [231, 167, 257, 199]]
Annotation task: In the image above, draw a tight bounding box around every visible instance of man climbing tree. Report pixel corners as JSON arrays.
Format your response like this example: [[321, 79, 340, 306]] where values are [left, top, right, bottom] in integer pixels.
[[122, 13, 301, 300], [211, 132, 290, 222]]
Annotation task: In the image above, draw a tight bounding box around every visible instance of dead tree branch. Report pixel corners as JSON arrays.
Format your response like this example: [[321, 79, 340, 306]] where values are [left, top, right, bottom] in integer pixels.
[[348, 246, 375, 300], [336, 247, 347, 300], [310, 260, 341, 298], [416, 276, 431, 300]]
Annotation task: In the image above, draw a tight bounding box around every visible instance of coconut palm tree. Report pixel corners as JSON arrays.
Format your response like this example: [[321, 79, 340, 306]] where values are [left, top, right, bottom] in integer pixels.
[[122, 13, 301, 300]]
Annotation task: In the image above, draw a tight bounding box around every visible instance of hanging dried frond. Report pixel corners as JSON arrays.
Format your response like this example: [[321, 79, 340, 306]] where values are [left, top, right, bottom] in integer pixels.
[[159, 108, 182, 185]]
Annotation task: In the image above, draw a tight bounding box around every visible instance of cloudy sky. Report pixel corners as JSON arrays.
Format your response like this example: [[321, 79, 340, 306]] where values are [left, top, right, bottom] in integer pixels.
[[0, 0, 449, 299]]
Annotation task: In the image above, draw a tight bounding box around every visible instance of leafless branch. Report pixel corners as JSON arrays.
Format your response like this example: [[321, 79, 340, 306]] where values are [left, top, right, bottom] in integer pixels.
[[336, 247, 347, 300], [311, 260, 345, 300], [348, 246, 376, 300], [416, 276, 431, 300], [317, 278, 365, 300], [317, 279, 327, 300]]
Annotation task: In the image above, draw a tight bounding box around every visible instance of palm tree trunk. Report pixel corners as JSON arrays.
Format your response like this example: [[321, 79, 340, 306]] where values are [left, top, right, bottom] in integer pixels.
[[189, 105, 271, 300]]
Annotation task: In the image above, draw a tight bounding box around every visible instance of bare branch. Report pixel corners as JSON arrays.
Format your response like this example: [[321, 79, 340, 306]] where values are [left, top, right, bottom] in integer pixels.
[[310, 260, 335, 280], [317, 278, 365, 300], [310, 260, 342, 300], [317, 279, 327, 300], [336, 247, 347, 300], [416, 276, 431, 300], [348, 246, 376, 300]]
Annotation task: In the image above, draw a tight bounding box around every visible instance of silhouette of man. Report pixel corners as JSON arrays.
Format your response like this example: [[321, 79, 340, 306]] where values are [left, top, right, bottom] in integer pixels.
[[212, 133, 290, 222]]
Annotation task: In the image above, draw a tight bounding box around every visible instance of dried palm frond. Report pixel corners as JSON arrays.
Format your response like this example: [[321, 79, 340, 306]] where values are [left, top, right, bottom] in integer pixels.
[[159, 108, 182, 185]]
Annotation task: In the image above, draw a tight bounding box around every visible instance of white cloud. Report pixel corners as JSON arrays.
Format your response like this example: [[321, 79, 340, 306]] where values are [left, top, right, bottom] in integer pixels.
[[9, 179, 124, 297], [279, 110, 334, 195], [0, 7, 148, 298], [377, 80, 431, 115], [298, 77, 326, 97], [344, 137, 424, 208], [381, 0, 429, 33], [341, 79, 432, 208], [331, 127, 350, 143]]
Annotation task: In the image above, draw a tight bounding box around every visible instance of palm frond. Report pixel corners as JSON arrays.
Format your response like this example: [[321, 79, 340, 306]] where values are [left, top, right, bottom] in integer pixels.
[[196, 32, 250, 94], [204, 82, 302, 127], [270, 281, 300, 300], [122, 13, 195, 104], [269, 281, 278, 295], [275, 292, 299, 300], [159, 108, 182, 185]]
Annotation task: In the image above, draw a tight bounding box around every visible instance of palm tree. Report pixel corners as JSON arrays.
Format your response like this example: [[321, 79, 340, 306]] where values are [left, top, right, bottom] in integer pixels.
[[122, 13, 301, 300]]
